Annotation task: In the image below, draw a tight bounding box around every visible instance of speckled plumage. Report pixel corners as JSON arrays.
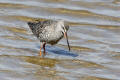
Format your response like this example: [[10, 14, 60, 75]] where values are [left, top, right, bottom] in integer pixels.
[[28, 20, 69, 45]]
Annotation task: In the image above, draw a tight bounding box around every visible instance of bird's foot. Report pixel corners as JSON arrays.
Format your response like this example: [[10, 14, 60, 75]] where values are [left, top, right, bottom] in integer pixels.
[[39, 51, 42, 56], [43, 52, 47, 57], [39, 52, 47, 58]]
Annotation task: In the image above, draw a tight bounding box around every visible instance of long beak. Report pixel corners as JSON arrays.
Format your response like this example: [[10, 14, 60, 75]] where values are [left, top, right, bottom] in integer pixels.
[[64, 32, 70, 51]]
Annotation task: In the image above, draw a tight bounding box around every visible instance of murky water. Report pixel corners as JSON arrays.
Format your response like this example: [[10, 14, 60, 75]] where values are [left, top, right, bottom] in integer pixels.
[[0, 0, 120, 80]]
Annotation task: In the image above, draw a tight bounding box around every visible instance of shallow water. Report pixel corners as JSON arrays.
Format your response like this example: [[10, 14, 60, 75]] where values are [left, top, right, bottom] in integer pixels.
[[0, 0, 120, 80]]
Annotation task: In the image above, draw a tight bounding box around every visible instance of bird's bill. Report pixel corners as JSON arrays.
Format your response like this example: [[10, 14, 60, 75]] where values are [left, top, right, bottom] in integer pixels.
[[64, 32, 70, 51]]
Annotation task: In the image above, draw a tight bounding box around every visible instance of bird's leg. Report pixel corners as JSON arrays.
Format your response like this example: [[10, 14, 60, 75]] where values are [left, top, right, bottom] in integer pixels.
[[39, 42, 43, 56], [43, 42, 46, 56]]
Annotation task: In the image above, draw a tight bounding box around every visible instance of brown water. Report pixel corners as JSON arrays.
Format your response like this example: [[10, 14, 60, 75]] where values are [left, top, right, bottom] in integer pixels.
[[0, 0, 120, 80]]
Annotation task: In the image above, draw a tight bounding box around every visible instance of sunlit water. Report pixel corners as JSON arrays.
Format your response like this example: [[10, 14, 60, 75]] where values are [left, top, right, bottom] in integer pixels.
[[0, 0, 120, 80]]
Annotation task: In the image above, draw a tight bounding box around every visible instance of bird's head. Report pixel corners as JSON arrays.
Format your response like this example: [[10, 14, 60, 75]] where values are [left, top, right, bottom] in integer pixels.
[[57, 20, 70, 51], [57, 20, 69, 32]]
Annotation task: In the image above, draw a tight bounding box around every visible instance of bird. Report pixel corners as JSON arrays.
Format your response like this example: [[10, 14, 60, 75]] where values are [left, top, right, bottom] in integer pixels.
[[27, 19, 70, 57]]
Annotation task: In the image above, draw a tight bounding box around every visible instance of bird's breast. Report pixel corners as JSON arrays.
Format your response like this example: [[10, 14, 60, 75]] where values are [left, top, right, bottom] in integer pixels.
[[38, 30, 63, 44]]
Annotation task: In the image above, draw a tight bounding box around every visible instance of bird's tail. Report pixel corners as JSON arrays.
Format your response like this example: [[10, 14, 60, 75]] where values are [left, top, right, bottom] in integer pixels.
[[27, 22, 39, 32], [27, 22, 35, 29], [28, 22, 34, 26]]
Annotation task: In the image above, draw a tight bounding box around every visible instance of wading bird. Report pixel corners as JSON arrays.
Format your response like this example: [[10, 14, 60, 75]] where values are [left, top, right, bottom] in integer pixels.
[[27, 20, 70, 57]]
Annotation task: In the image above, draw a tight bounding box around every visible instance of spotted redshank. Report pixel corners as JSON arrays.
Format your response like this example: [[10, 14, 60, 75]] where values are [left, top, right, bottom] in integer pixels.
[[27, 20, 70, 57]]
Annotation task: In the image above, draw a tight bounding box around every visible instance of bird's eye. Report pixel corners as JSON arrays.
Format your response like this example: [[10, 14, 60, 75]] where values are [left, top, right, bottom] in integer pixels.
[[63, 27, 67, 32], [62, 27, 64, 30], [61, 31, 64, 35], [63, 27, 66, 31]]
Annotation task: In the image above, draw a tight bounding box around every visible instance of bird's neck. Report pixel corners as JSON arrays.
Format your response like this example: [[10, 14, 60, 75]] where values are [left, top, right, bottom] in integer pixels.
[[55, 22, 63, 32]]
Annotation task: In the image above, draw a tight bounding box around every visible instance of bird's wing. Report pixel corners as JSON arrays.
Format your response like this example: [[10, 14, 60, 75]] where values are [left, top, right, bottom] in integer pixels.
[[28, 20, 56, 38], [41, 20, 55, 28]]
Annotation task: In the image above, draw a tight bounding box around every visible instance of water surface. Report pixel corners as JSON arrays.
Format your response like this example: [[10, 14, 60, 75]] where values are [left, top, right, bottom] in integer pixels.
[[0, 0, 120, 80]]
